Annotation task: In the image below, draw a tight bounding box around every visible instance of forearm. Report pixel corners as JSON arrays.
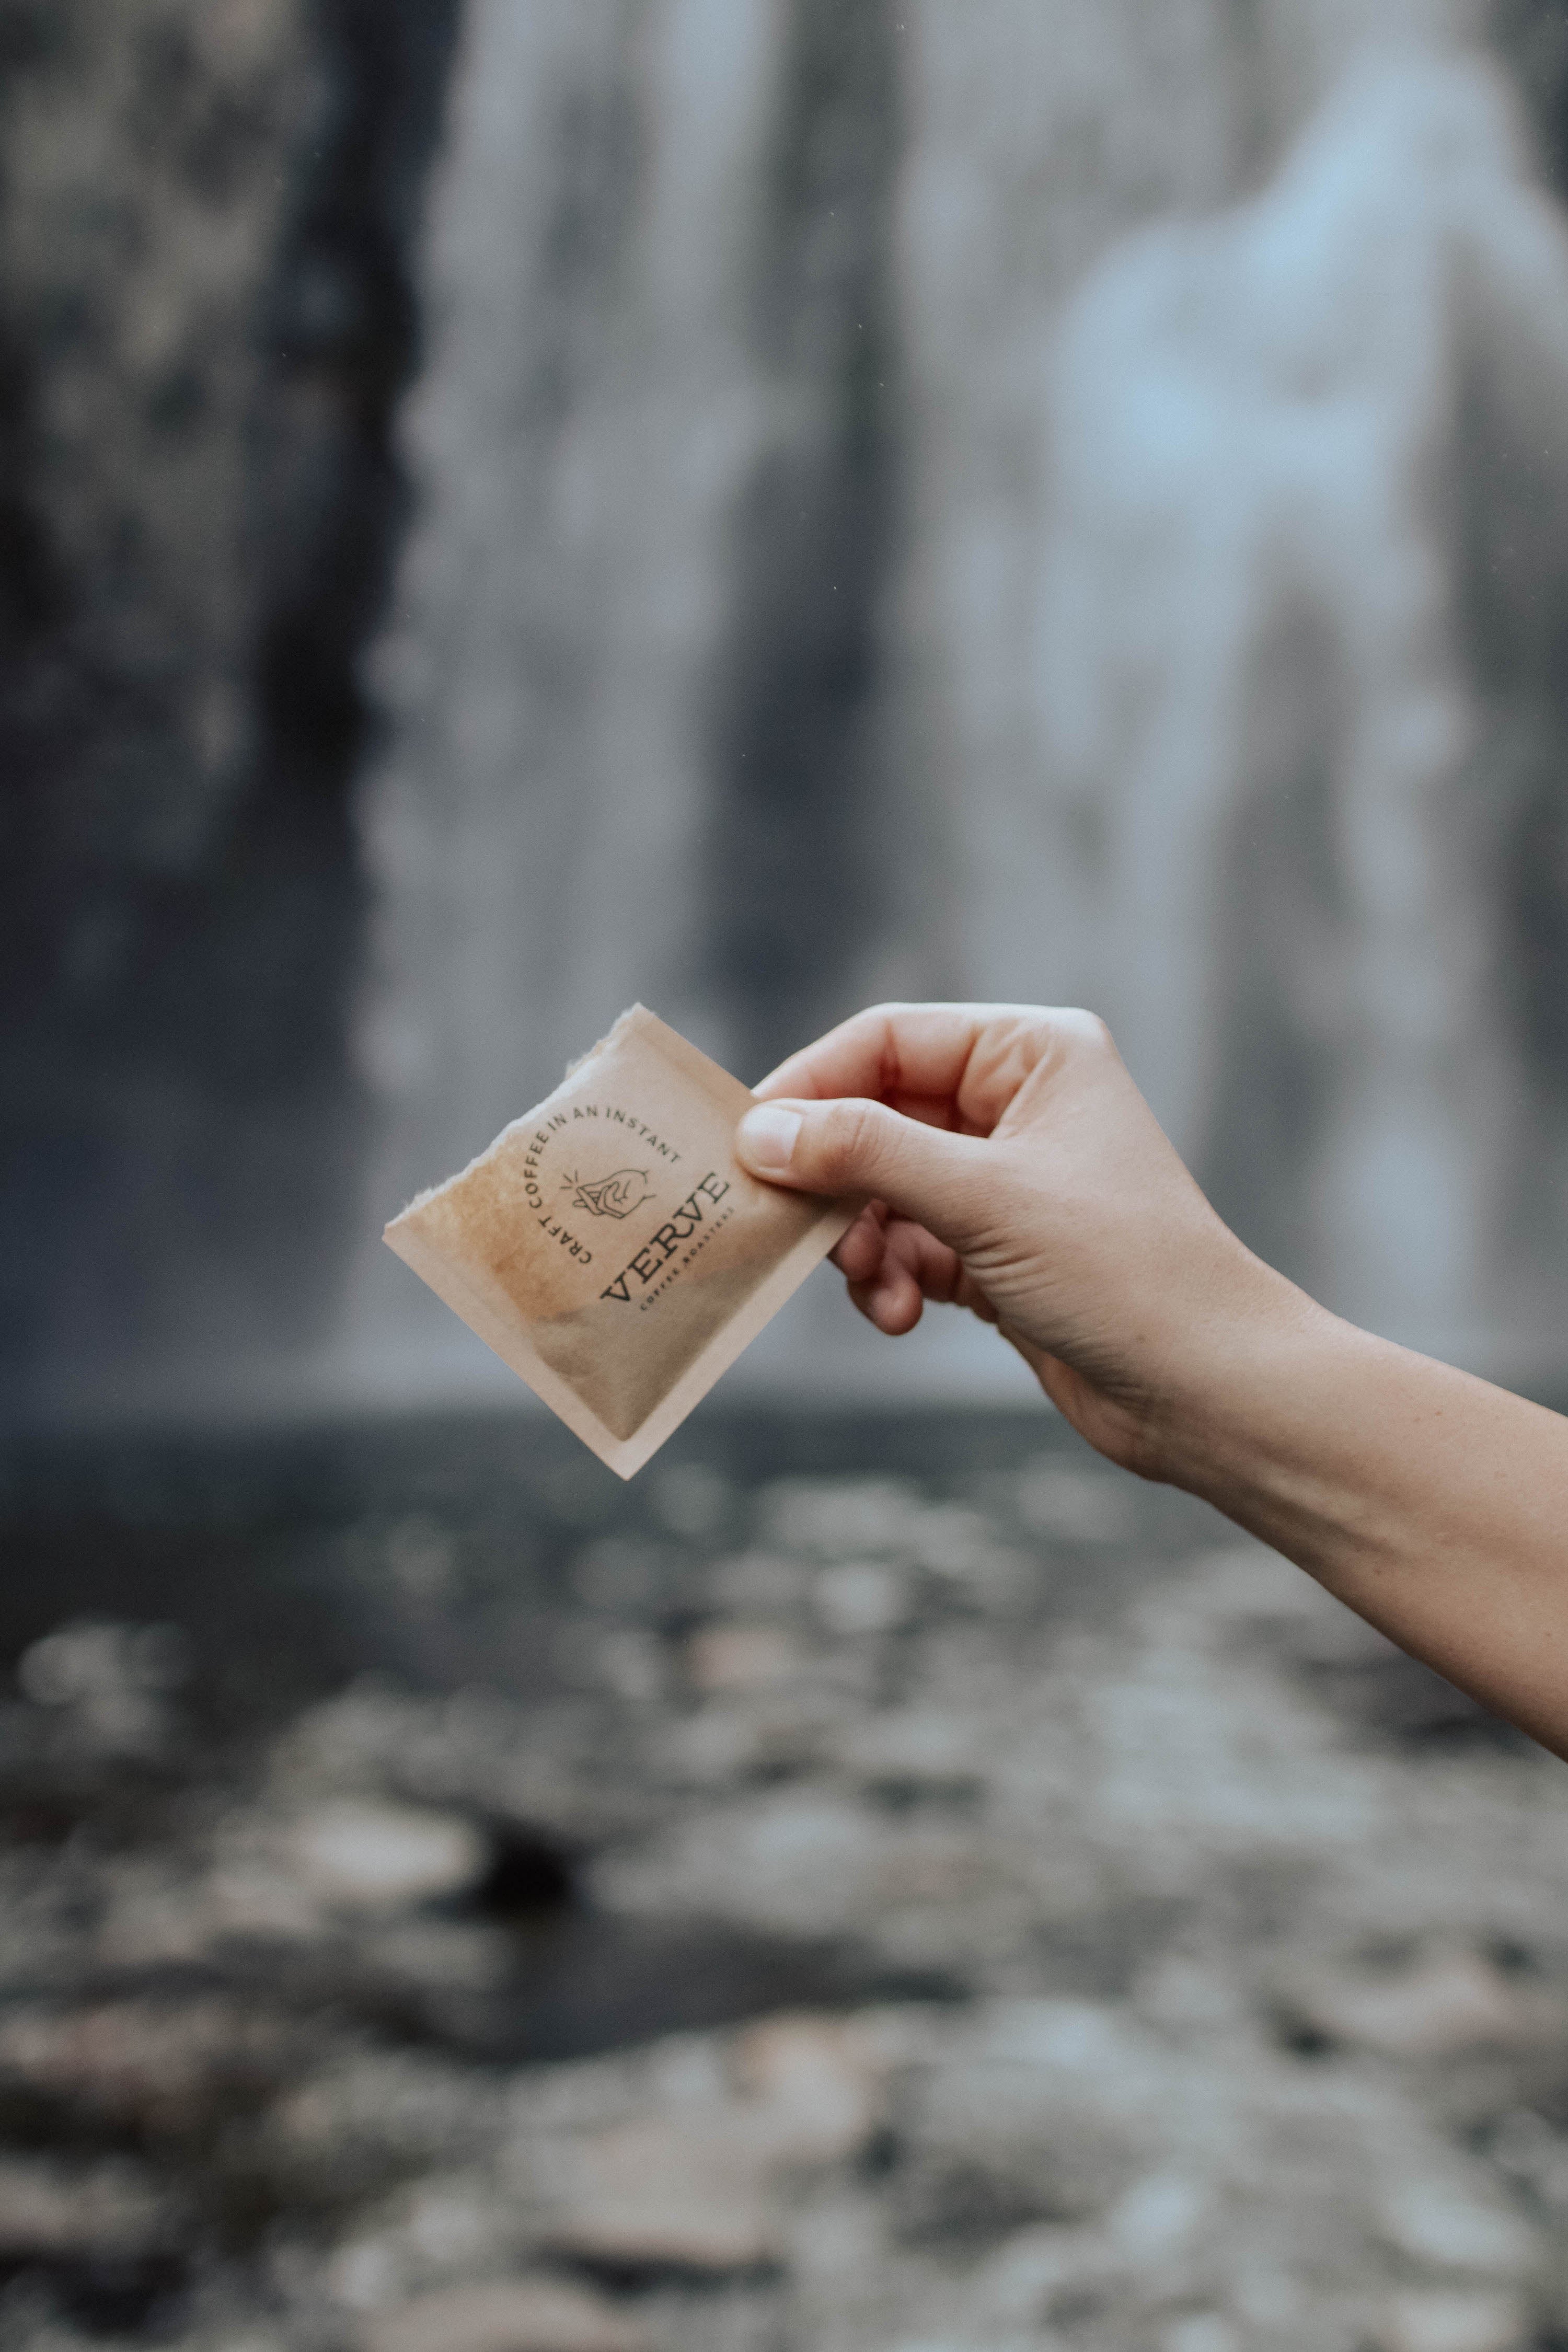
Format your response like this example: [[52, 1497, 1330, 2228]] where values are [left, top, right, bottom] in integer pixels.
[[1161, 1294, 1568, 1757]]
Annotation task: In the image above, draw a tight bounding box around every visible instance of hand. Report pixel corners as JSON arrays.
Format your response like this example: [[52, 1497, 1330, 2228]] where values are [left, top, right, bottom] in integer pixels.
[[736, 1002, 1308, 1483], [739, 1004, 1568, 1762]]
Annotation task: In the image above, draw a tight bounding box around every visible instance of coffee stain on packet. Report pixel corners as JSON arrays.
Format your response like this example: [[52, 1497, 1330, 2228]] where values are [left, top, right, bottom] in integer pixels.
[[383, 1006, 860, 1476]]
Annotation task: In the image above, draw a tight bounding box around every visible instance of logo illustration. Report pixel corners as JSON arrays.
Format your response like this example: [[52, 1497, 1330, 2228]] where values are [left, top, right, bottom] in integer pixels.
[[562, 1167, 653, 1220]]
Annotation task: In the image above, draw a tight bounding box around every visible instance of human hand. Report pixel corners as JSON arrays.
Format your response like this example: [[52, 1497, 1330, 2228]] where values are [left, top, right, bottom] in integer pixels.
[[736, 1002, 1310, 1483]]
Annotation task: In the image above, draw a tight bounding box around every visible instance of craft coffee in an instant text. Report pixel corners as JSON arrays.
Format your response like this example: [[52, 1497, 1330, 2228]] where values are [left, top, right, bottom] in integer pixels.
[[384, 1007, 858, 1476]]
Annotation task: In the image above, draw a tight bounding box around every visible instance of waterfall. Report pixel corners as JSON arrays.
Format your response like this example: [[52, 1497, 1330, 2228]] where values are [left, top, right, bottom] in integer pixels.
[[340, 0, 1568, 1407], [1031, 44, 1568, 1359]]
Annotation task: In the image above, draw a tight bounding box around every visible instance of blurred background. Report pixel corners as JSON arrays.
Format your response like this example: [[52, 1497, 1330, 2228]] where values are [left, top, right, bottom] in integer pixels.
[[7, 4, 1568, 2348], [7, 0, 1568, 1425]]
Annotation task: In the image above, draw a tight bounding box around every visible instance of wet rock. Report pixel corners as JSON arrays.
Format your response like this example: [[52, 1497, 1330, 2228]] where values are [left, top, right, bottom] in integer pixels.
[[1376, 2176, 1538, 2277], [591, 1632, 667, 1705], [757, 1479, 928, 1557], [17, 1619, 189, 1757], [685, 1627, 802, 1695], [326, 2167, 515, 2312], [258, 2051, 504, 2209], [545, 2112, 779, 2274], [1104, 2169, 1210, 2262], [892, 2008, 1145, 2247], [592, 1791, 890, 1938], [285, 1800, 489, 1910], [1376, 2291, 1529, 2352], [728, 2013, 882, 2167], [831, 1710, 985, 1798], [270, 1683, 649, 1848], [363, 2276, 651, 2352], [813, 1561, 909, 1635], [0, 1996, 299, 2136], [1488, 2108, 1568, 2213], [1010, 1460, 1138, 1544], [1160, 2318, 1241, 2352], [0, 2155, 177, 2259], [650, 1463, 734, 1541], [710, 1552, 810, 1616], [1279, 1949, 1559, 2059], [536, 2012, 883, 2277]]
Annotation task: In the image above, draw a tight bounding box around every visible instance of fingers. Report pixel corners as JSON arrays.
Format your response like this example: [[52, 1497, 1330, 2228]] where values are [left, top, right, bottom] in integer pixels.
[[831, 1204, 981, 1338], [736, 1090, 990, 1247], [847, 1216, 970, 1335], [752, 1001, 1104, 1136], [832, 1201, 889, 1283]]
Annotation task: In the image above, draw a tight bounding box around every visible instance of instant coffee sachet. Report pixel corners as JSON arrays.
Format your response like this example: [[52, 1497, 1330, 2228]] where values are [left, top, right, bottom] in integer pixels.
[[384, 1006, 859, 1477]]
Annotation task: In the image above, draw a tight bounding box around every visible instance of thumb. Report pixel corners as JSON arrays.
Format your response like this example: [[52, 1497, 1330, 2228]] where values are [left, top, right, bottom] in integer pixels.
[[735, 1097, 989, 1248]]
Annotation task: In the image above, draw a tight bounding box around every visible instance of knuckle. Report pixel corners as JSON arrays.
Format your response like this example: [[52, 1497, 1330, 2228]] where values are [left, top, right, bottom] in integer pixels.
[[1056, 1006, 1116, 1058], [814, 1097, 889, 1185]]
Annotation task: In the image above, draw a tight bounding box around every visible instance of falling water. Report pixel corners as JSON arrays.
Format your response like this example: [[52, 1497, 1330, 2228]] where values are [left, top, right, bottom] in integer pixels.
[[342, 0, 1568, 1405]]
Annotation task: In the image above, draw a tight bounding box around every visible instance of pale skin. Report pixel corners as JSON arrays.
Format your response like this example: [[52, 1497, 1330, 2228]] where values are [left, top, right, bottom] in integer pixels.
[[734, 1002, 1568, 1762]]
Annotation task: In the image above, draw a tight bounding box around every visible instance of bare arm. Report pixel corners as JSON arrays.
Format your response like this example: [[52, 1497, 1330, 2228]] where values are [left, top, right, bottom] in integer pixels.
[[735, 1002, 1568, 1760]]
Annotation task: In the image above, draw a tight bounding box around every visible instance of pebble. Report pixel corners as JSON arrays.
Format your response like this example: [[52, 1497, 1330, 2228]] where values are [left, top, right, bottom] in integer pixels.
[[0, 2154, 174, 2258], [685, 1625, 801, 1694], [1161, 2320, 1240, 2352], [758, 1478, 924, 1556], [1377, 2290, 1529, 2352], [729, 2012, 881, 2167], [813, 1560, 908, 1635], [832, 1709, 984, 1794], [1377, 2178, 1538, 2278], [0, 1996, 294, 2133], [546, 2113, 777, 2272], [1012, 1460, 1138, 1543], [1285, 1950, 1554, 2059], [364, 2277, 651, 2352], [285, 1800, 489, 1909], [533, 2013, 879, 2274]]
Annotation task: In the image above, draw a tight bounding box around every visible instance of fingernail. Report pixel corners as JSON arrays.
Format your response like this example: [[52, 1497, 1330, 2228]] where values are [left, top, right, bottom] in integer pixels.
[[737, 1104, 802, 1174]]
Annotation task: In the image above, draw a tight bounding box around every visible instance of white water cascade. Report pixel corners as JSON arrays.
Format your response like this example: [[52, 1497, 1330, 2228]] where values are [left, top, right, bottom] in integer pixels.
[[338, 0, 1568, 1409]]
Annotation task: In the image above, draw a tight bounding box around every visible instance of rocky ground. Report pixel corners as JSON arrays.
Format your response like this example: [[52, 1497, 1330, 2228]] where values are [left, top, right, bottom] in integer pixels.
[[1, 1406, 1567, 2352]]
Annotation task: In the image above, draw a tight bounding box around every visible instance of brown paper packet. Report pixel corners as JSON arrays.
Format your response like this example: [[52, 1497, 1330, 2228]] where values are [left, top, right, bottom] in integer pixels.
[[383, 1006, 860, 1478]]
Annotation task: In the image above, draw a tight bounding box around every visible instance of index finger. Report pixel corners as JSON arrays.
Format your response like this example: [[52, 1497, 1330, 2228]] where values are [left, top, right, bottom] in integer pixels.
[[751, 1002, 1071, 1135]]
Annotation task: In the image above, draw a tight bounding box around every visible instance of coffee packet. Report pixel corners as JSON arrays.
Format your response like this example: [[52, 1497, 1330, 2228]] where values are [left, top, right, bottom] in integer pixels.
[[384, 1006, 859, 1477]]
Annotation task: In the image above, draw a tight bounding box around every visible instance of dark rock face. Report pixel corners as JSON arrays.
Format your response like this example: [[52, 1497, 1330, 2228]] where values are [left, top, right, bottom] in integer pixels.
[[0, 0, 459, 1420]]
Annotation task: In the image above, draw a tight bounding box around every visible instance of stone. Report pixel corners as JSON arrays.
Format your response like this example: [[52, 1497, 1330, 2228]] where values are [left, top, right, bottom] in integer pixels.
[[546, 2112, 778, 2272], [1284, 1950, 1555, 2059], [813, 1560, 909, 1635], [18, 1618, 188, 1754], [833, 1710, 984, 1794], [757, 1479, 926, 1557], [0, 2155, 174, 2258], [364, 2277, 651, 2352], [1377, 2178, 1538, 2278], [285, 1800, 489, 1910], [1105, 2171, 1208, 2261], [1012, 1460, 1138, 1543], [1161, 2321, 1241, 2352], [650, 1463, 733, 1540], [729, 2013, 882, 2167], [685, 1626, 801, 1694], [0, 1995, 295, 2134], [261, 2051, 504, 2207], [1377, 2291, 1529, 2352]]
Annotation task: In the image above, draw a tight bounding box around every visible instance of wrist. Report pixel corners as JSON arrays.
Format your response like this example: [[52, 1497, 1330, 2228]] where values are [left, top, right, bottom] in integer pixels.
[[1134, 1256, 1338, 1503]]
